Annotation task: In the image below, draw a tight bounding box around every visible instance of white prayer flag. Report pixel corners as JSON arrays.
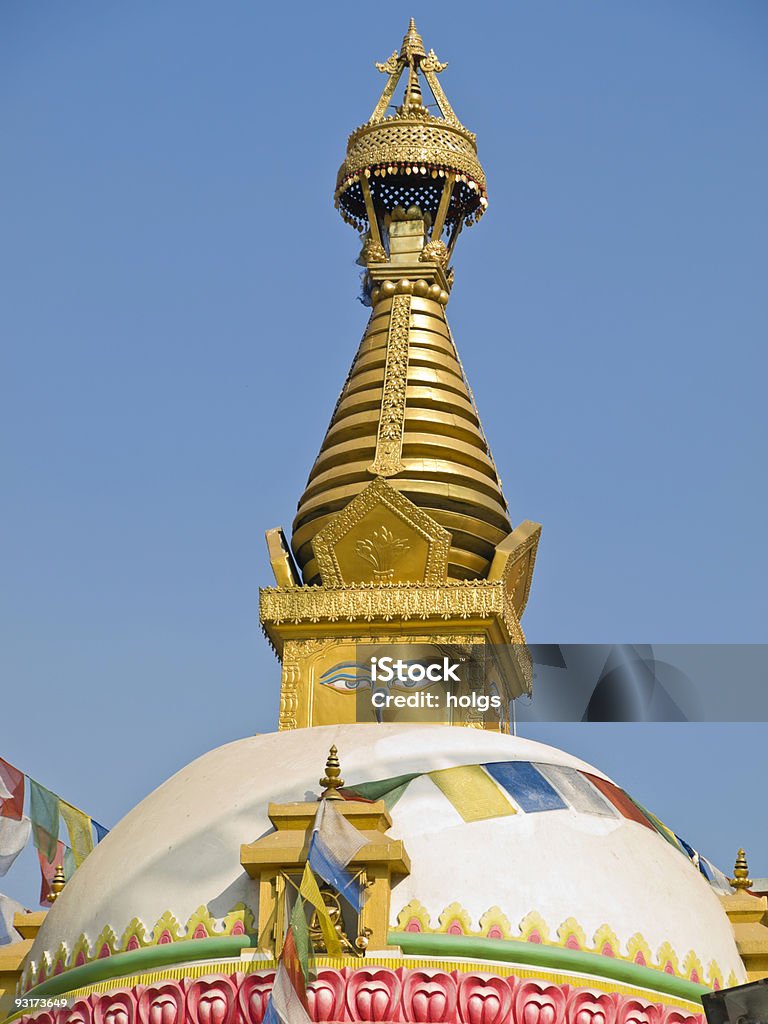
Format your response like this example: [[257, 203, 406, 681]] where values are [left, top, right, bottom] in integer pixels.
[[0, 816, 31, 877]]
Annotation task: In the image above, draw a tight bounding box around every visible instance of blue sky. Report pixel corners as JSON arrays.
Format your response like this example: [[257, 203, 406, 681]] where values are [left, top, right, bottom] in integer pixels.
[[2, 1, 767, 908]]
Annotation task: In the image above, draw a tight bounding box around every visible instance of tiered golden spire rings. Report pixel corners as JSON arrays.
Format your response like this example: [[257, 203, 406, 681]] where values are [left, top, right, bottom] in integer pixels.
[[729, 848, 753, 890], [335, 19, 487, 233], [47, 864, 66, 904], [319, 745, 345, 800]]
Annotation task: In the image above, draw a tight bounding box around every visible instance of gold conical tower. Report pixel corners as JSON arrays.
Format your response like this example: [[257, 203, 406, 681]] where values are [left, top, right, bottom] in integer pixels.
[[294, 19, 509, 584], [261, 22, 541, 732], [292, 283, 512, 583]]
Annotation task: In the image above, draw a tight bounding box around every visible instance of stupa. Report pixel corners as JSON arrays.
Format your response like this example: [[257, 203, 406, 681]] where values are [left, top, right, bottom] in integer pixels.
[[1, 19, 764, 1024]]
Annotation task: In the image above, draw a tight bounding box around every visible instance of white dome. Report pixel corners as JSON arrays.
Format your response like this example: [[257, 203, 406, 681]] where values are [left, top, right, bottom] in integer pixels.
[[27, 724, 744, 988]]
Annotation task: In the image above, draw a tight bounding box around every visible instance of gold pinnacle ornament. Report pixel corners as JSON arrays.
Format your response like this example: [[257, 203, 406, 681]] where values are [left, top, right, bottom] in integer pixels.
[[260, 21, 542, 733], [319, 745, 345, 800], [47, 863, 66, 904], [729, 848, 752, 890]]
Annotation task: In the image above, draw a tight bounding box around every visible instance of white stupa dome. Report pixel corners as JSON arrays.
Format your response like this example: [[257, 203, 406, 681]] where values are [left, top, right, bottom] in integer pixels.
[[24, 724, 744, 994]]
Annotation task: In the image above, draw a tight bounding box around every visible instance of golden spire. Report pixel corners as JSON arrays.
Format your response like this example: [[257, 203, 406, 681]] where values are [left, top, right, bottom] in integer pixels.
[[319, 745, 345, 800], [261, 22, 539, 734], [292, 22, 517, 585], [400, 18, 426, 62], [47, 863, 66, 904], [729, 848, 753, 890]]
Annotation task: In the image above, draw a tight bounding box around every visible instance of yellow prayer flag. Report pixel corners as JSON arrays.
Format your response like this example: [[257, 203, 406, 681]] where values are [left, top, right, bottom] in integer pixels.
[[429, 765, 517, 822], [299, 863, 342, 956], [60, 802, 94, 868]]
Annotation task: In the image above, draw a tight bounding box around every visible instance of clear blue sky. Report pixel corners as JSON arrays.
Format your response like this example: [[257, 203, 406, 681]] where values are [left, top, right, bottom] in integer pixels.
[[2, 2, 767, 908]]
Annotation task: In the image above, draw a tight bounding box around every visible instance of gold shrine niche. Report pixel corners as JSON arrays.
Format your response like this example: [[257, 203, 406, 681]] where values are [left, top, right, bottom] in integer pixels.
[[259, 18, 542, 732]]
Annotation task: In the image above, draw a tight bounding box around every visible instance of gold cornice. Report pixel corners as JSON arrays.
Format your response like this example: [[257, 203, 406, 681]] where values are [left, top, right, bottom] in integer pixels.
[[259, 578, 532, 701]]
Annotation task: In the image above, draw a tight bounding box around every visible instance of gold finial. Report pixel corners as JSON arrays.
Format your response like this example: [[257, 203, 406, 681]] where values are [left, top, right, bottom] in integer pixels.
[[319, 745, 345, 800], [47, 863, 66, 904], [730, 848, 753, 890], [400, 18, 426, 63], [403, 64, 424, 111]]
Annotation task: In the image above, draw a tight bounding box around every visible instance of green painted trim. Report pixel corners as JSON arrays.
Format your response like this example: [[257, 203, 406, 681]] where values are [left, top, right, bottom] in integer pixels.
[[18, 935, 259, 1000], [16, 931, 709, 1008], [389, 931, 709, 1004]]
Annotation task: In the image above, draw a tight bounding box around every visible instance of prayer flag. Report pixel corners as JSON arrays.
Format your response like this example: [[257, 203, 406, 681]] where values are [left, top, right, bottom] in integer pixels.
[[483, 761, 567, 812], [64, 847, 76, 881], [631, 800, 682, 850], [0, 816, 31, 877], [288, 894, 311, 981], [263, 918, 311, 1024], [93, 821, 109, 844], [38, 840, 65, 906], [342, 772, 421, 809], [429, 765, 517, 822], [298, 862, 342, 956], [29, 781, 60, 862], [579, 773, 656, 831], [60, 803, 94, 867], [535, 764, 617, 818], [0, 759, 24, 821], [308, 800, 366, 912], [1, 892, 25, 945]]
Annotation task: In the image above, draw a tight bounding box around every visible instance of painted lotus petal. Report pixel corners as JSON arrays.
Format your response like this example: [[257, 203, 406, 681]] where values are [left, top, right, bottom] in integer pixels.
[[235, 973, 275, 1024], [346, 968, 401, 1022], [566, 991, 618, 1024], [458, 974, 512, 1024], [186, 980, 235, 1024], [403, 970, 457, 1023], [514, 981, 568, 1024], [94, 993, 135, 1024], [307, 971, 345, 1022], [138, 983, 184, 1024]]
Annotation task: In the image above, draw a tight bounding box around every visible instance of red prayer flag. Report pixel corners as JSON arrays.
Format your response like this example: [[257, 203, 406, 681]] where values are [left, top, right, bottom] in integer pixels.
[[38, 840, 65, 906], [280, 926, 309, 1011], [580, 772, 656, 830], [0, 758, 24, 821]]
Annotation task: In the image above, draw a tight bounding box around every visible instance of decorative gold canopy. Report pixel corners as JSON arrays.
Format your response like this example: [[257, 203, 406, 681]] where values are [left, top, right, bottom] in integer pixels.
[[335, 18, 487, 234]]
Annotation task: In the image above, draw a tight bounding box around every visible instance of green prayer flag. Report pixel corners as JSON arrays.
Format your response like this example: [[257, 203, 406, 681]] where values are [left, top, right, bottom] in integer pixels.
[[344, 772, 421, 809], [289, 893, 311, 981], [64, 846, 76, 880], [29, 780, 60, 862]]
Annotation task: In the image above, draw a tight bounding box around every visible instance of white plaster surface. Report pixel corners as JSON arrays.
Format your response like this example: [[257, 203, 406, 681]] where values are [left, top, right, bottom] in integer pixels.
[[27, 724, 745, 981]]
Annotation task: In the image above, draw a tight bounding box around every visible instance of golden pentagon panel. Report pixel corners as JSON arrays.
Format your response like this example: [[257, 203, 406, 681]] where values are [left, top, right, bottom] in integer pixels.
[[311, 477, 451, 588]]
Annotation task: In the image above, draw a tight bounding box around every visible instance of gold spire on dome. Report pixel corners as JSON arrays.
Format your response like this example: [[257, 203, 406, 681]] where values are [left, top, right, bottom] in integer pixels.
[[730, 848, 753, 890], [47, 864, 66, 904], [260, 22, 541, 733], [295, 20, 511, 585], [319, 745, 345, 800]]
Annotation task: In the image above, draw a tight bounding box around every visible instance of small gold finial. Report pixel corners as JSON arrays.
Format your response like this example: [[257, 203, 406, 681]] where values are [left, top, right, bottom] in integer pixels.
[[319, 745, 345, 800], [47, 863, 66, 904], [400, 18, 425, 63], [730, 848, 753, 890]]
